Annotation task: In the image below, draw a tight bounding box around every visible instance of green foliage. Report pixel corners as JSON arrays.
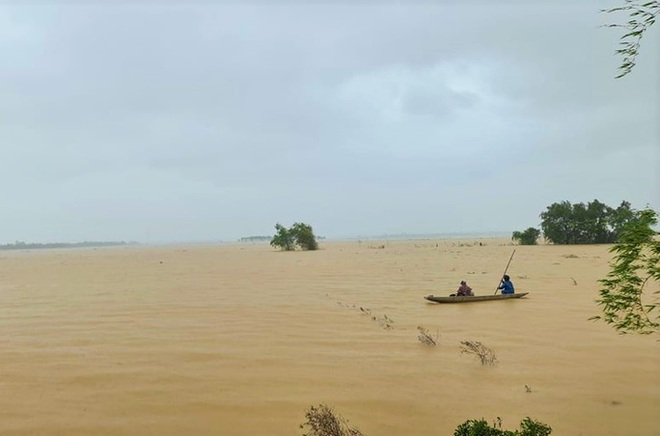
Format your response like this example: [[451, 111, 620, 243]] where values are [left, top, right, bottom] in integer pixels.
[[603, 1, 659, 78], [291, 222, 319, 251], [518, 418, 553, 436], [454, 417, 552, 436], [270, 222, 319, 251], [454, 418, 499, 436], [540, 200, 640, 244], [592, 208, 660, 334], [270, 223, 296, 251], [511, 227, 541, 245]]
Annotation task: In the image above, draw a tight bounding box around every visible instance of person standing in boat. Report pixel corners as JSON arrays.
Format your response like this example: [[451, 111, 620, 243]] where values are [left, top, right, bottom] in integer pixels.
[[498, 275, 515, 294], [456, 280, 474, 296]]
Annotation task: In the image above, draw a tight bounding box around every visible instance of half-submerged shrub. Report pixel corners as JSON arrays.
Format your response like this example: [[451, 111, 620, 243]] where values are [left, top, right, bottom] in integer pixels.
[[511, 228, 541, 245], [460, 341, 497, 366], [300, 404, 365, 436]]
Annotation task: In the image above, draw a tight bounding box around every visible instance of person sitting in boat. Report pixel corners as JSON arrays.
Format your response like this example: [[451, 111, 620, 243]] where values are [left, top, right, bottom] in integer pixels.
[[498, 275, 515, 294], [456, 280, 474, 296]]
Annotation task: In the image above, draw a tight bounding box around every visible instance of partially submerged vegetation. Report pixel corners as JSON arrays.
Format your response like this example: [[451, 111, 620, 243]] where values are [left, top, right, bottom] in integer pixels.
[[417, 326, 439, 346], [511, 228, 541, 245], [512, 200, 646, 245], [300, 405, 552, 436], [460, 341, 498, 366], [454, 416, 552, 436], [300, 404, 365, 436], [270, 222, 319, 251]]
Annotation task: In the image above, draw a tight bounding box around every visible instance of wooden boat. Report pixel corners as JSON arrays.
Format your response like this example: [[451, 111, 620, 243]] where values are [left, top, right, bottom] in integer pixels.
[[424, 292, 529, 304]]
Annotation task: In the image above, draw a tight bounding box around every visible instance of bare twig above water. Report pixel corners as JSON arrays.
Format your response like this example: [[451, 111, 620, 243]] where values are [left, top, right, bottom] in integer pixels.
[[460, 341, 497, 366], [417, 327, 439, 346], [300, 404, 365, 436]]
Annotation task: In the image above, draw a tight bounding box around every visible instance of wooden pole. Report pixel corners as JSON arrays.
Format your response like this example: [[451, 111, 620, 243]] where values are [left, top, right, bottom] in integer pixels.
[[494, 249, 516, 295]]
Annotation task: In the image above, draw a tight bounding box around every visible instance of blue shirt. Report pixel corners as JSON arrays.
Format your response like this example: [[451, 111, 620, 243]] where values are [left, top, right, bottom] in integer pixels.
[[499, 280, 515, 294]]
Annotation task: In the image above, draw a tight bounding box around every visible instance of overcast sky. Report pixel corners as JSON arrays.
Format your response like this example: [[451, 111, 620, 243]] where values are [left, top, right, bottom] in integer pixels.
[[1, 1, 658, 243]]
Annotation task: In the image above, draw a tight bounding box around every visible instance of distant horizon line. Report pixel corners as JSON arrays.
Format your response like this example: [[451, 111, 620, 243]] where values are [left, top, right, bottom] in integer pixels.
[[0, 231, 514, 248]]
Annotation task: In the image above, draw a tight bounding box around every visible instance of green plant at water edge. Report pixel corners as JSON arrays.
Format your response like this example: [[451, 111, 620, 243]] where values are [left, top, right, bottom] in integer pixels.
[[511, 227, 541, 245], [591, 208, 660, 334], [270, 222, 319, 251], [300, 404, 364, 436], [454, 416, 552, 436]]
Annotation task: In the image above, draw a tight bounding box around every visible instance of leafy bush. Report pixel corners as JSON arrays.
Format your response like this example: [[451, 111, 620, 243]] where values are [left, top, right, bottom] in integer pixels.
[[270, 222, 319, 251], [454, 417, 552, 436], [271, 223, 296, 251], [291, 222, 319, 251], [511, 228, 541, 245]]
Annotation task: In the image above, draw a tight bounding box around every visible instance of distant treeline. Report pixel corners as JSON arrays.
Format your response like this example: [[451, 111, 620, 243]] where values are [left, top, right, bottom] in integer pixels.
[[239, 235, 327, 243], [238, 236, 271, 242], [0, 241, 139, 250]]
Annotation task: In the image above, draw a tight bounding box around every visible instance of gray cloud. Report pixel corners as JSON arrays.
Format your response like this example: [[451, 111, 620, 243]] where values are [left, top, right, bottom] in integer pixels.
[[1, 2, 658, 242]]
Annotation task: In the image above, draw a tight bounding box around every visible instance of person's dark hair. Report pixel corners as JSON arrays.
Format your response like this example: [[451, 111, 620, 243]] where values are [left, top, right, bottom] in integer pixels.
[[503, 275, 510, 280]]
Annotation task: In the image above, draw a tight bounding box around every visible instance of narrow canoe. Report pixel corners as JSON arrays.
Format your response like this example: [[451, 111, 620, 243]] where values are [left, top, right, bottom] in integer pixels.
[[424, 292, 529, 304]]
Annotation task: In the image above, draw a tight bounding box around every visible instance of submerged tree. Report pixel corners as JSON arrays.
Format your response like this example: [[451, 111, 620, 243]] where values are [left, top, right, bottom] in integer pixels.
[[512, 227, 541, 245], [591, 208, 660, 335], [270, 222, 319, 251], [270, 223, 296, 251], [540, 200, 641, 244], [290, 222, 319, 251]]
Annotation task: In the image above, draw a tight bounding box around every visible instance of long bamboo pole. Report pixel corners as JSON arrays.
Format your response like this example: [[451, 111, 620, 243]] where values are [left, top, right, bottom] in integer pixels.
[[494, 249, 516, 295]]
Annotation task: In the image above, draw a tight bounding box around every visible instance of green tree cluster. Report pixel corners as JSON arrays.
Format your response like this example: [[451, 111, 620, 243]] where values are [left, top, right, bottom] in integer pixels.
[[592, 208, 660, 334], [270, 222, 319, 251], [540, 200, 640, 244], [511, 227, 541, 245]]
